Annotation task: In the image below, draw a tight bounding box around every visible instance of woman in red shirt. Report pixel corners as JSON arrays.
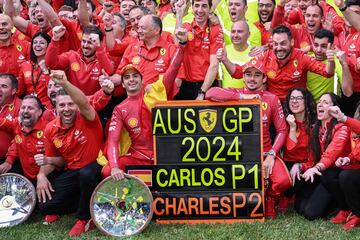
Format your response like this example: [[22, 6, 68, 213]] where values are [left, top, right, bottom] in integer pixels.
[[297, 93, 351, 220], [321, 104, 360, 230], [18, 32, 51, 108], [280, 88, 316, 212]]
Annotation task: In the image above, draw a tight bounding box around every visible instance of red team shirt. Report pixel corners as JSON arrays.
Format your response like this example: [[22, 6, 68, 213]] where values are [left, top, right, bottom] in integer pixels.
[[206, 87, 287, 153], [44, 113, 103, 170], [0, 117, 48, 179], [116, 37, 177, 85], [233, 49, 331, 101], [45, 41, 114, 95], [18, 62, 52, 109], [0, 36, 30, 77], [178, 20, 224, 82]]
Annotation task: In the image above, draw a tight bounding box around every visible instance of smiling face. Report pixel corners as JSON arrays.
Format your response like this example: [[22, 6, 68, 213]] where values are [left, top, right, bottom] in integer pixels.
[[129, 8, 145, 33], [121, 0, 136, 21], [192, 0, 210, 27], [289, 90, 305, 115], [317, 93, 333, 121], [56, 94, 78, 127], [228, 0, 247, 22], [122, 69, 143, 95], [19, 98, 42, 128], [304, 5, 323, 35], [47, 79, 62, 106], [0, 14, 13, 44], [81, 33, 96, 57], [272, 32, 293, 61], [231, 20, 250, 46], [344, 5, 360, 27], [298, 0, 315, 15], [257, 0, 275, 23], [32, 35, 48, 57], [138, 15, 159, 42], [243, 67, 266, 91]]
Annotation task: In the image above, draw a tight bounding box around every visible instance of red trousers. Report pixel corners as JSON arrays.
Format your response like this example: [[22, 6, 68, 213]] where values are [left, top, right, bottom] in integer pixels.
[[267, 157, 292, 198]]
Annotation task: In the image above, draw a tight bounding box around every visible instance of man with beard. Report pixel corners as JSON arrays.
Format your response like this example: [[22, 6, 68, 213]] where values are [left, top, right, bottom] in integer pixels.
[[218, 25, 335, 102], [255, 0, 275, 46], [0, 95, 47, 181], [0, 74, 22, 174], [45, 25, 114, 95], [206, 60, 290, 219], [221, 20, 252, 88], [0, 14, 30, 77], [307, 29, 352, 102], [35, 70, 103, 237]]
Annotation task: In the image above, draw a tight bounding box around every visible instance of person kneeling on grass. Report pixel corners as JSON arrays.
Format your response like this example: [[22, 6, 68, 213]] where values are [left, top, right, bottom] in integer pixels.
[[35, 70, 103, 237], [205, 60, 291, 219], [319, 104, 360, 230]]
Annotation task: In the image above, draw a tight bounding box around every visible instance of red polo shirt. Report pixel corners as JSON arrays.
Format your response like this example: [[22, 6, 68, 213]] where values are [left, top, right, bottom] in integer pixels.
[[179, 20, 224, 82], [0, 117, 47, 180], [0, 98, 21, 159], [116, 36, 177, 85], [254, 21, 272, 46], [0, 37, 30, 77], [233, 48, 331, 101], [18, 61, 51, 109], [45, 41, 114, 95], [44, 112, 103, 170]]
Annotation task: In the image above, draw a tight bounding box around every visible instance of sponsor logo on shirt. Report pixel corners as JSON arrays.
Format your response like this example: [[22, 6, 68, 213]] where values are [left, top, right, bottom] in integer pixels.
[[16, 45, 22, 52], [262, 102, 268, 110], [71, 62, 80, 72], [18, 55, 25, 60], [188, 32, 194, 41], [24, 71, 32, 78], [15, 135, 22, 144], [53, 138, 63, 148], [132, 56, 140, 65], [37, 130, 43, 138], [128, 118, 138, 128], [160, 48, 166, 55], [267, 70, 276, 79]]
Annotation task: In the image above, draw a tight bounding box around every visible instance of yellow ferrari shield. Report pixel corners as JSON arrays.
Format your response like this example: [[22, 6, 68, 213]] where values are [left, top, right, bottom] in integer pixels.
[[199, 109, 217, 133]]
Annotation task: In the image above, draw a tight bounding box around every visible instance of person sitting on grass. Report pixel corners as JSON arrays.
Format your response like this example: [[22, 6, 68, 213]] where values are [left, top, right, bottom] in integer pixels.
[[320, 104, 360, 230]]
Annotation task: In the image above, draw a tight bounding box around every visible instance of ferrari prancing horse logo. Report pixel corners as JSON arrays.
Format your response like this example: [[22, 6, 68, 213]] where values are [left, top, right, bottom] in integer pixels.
[[199, 109, 217, 133]]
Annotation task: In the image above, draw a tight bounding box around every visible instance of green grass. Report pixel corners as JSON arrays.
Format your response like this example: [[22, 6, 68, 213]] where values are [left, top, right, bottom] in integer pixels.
[[1, 210, 360, 240]]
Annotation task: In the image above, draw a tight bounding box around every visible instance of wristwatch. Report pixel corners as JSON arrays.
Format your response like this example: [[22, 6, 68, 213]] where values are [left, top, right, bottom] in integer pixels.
[[267, 149, 276, 157]]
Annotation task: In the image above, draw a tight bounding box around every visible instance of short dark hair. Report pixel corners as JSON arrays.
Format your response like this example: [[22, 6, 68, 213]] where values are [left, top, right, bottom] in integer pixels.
[[192, 0, 212, 9], [0, 73, 18, 89], [314, 29, 334, 44], [23, 95, 43, 110], [83, 25, 104, 42], [151, 15, 162, 34], [30, 31, 51, 63], [272, 25, 292, 40], [141, 0, 158, 7]]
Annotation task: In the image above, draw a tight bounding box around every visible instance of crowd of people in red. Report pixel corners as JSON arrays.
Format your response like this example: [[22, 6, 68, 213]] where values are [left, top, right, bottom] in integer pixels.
[[0, 0, 360, 236]]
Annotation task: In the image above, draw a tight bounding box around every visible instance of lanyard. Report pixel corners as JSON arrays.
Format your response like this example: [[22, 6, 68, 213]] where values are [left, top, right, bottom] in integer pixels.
[[31, 64, 43, 93]]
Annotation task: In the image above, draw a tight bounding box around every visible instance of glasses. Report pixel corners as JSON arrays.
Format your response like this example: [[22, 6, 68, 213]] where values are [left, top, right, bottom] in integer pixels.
[[137, 46, 160, 62], [289, 96, 304, 102], [258, 3, 273, 8]]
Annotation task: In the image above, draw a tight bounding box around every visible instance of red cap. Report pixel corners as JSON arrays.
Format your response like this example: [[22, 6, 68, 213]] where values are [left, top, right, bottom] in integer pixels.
[[119, 64, 141, 77], [242, 59, 266, 74]]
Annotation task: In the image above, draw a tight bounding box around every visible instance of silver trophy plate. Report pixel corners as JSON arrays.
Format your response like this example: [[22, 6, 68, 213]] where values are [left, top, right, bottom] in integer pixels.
[[90, 174, 153, 237], [0, 173, 36, 227]]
